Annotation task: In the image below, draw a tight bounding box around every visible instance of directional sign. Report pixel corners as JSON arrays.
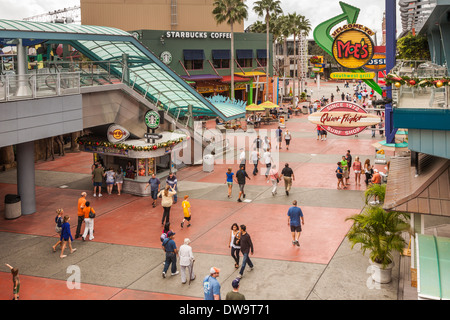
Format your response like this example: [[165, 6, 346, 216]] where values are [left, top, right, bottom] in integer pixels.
[[144, 133, 163, 140]]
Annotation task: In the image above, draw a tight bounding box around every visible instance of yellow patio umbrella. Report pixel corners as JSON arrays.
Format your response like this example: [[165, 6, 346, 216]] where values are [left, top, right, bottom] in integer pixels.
[[258, 101, 279, 109], [246, 104, 265, 112]]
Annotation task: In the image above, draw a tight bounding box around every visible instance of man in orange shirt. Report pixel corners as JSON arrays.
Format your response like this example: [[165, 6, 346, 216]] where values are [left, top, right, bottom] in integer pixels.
[[75, 192, 87, 239], [370, 169, 382, 205], [82, 201, 95, 241]]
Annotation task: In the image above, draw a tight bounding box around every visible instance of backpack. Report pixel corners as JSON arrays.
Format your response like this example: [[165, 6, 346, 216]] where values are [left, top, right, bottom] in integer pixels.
[[55, 216, 63, 233], [160, 231, 168, 243]]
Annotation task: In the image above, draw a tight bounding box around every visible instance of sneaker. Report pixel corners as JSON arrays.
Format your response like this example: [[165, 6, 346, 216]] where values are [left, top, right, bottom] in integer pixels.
[[237, 198, 242, 202], [93, 194, 96, 197], [181, 222, 184, 228], [162, 272, 166, 278], [187, 224, 191, 228], [98, 193, 102, 197], [171, 271, 179, 276]]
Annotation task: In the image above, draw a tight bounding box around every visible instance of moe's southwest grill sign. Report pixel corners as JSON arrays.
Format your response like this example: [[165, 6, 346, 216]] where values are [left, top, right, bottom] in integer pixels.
[[332, 25, 375, 70], [308, 102, 381, 136]]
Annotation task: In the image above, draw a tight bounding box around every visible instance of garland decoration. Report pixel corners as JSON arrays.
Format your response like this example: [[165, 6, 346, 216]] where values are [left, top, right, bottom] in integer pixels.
[[385, 73, 450, 89], [76, 135, 184, 152]]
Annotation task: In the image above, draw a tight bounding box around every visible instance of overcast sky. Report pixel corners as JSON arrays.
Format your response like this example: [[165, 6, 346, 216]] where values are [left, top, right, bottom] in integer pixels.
[[0, 0, 399, 41]]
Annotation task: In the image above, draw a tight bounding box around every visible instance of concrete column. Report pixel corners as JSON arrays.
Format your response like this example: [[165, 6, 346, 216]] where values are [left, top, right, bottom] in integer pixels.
[[16, 39, 31, 97], [16, 141, 36, 215]]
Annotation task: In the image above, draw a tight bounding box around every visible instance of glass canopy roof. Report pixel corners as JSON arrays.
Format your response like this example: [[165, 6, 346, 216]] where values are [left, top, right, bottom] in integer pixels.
[[0, 19, 246, 121]]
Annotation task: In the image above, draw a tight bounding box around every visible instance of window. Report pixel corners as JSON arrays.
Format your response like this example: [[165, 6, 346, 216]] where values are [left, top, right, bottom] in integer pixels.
[[212, 50, 231, 69], [236, 50, 253, 68], [183, 49, 205, 70], [257, 49, 268, 67]]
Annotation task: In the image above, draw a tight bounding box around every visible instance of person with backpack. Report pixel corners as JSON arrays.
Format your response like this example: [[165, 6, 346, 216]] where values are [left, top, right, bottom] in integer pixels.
[[82, 201, 96, 241], [161, 231, 179, 278], [52, 208, 64, 252]]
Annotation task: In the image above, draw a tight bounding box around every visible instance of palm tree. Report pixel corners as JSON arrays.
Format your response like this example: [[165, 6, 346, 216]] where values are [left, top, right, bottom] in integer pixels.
[[294, 15, 311, 97], [253, 0, 283, 101], [213, 0, 248, 100], [278, 14, 293, 97]]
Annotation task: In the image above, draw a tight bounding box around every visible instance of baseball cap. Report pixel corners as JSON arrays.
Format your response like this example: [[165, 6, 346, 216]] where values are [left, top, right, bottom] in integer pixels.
[[210, 267, 220, 274], [167, 231, 176, 237], [232, 278, 240, 288]]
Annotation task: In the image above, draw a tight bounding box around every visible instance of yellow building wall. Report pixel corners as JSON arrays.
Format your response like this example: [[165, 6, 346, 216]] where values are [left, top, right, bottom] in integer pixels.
[[80, 0, 245, 33]]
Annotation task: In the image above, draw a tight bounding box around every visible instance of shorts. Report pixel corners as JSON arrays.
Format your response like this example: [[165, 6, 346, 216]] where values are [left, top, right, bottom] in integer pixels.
[[93, 182, 102, 187], [354, 170, 361, 174], [343, 171, 349, 179], [285, 139, 291, 145], [106, 182, 114, 185], [151, 189, 158, 200], [227, 182, 233, 186], [336, 173, 343, 179], [290, 225, 302, 232], [239, 184, 245, 192], [183, 216, 191, 221], [277, 136, 282, 143]]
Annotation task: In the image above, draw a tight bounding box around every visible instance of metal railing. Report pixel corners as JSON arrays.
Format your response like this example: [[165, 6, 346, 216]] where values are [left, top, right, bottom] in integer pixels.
[[391, 60, 449, 109], [0, 72, 81, 102]]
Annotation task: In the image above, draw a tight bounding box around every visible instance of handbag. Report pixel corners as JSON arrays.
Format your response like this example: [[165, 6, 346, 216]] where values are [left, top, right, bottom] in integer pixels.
[[89, 208, 96, 219]]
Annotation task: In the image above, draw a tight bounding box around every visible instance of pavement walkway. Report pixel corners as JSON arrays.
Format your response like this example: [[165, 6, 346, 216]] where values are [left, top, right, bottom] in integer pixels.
[[0, 81, 417, 301]]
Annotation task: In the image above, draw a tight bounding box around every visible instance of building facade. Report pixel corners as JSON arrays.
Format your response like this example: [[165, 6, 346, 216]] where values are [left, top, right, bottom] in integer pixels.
[[80, 0, 244, 34], [135, 29, 273, 103]]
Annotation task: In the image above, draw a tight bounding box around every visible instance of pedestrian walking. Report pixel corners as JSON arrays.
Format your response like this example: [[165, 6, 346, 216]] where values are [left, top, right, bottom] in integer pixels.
[[229, 223, 241, 268], [166, 172, 178, 204], [104, 167, 116, 195], [179, 238, 195, 284], [203, 267, 221, 300], [346, 150, 353, 180], [5, 263, 20, 300], [276, 126, 282, 149], [250, 148, 260, 176], [161, 231, 179, 278], [262, 136, 271, 152], [280, 163, 295, 196], [158, 185, 176, 225], [235, 165, 251, 202], [237, 225, 254, 279], [336, 162, 346, 190], [75, 192, 87, 239], [92, 163, 104, 197], [225, 278, 246, 300], [60, 215, 77, 259], [225, 168, 234, 198], [82, 201, 96, 241], [115, 167, 124, 195], [267, 164, 279, 196], [239, 148, 246, 171], [181, 195, 192, 228], [284, 130, 291, 150], [364, 159, 373, 187], [341, 155, 350, 185], [145, 173, 161, 207], [52, 208, 64, 252], [287, 200, 304, 246], [352, 156, 362, 186], [263, 149, 272, 177]]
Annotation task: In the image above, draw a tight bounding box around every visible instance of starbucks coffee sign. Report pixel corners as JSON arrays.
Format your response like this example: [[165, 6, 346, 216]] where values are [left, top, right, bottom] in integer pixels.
[[145, 110, 160, 129], [164, 31, 231, 39]]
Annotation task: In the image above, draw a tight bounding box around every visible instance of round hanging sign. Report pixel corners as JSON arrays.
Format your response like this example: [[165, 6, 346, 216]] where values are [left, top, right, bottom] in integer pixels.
[[332, 29, 375, 70], [145, 110, 160, 129]]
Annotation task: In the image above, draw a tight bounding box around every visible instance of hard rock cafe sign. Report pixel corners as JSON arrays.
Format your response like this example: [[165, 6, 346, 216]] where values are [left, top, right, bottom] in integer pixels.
[[107, 124, 130, 143], [308, 102, 381, 136]]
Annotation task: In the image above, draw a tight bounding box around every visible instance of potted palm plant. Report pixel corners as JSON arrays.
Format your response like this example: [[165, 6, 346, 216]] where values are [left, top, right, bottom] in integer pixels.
[[346, 206, 410, 283], [364, 183, 386, 205]]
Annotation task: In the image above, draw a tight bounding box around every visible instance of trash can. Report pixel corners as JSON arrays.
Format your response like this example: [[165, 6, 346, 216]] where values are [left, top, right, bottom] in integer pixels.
[[203, 154, 214, 172], [4, 194, 21, 220]]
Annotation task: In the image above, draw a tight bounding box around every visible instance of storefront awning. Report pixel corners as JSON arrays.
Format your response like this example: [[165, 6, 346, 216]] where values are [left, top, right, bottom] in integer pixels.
[[236, 49, 253, 59], [234, 71, 267, 77], [220, 75, 249, 83], [416, 234, 450, 300], [257, 49, 268, 59], [183, 49, 205, 60], [212, 49, 230, 60], [181, 74, 223, 81]]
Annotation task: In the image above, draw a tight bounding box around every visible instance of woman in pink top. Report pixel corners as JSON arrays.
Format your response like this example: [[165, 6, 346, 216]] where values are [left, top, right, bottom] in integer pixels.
[[352, 156, 362, 186]]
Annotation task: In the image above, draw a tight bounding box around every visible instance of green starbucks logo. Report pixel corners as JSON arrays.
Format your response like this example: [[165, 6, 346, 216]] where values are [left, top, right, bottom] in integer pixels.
[[160, 51, 172, 65], [145, 111, 160, 129]]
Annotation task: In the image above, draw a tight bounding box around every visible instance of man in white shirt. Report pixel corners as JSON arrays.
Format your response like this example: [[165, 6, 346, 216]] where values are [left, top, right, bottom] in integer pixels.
[[239, 148, 246, 171], [250, 148, 260, 176]]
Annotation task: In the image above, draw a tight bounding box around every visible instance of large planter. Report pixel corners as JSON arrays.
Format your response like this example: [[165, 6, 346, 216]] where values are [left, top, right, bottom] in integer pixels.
[[369, 259, 394, 284]]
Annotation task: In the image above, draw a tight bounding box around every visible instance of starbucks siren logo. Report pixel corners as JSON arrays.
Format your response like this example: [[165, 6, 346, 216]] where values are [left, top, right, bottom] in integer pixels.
[[160, 51, 172, 65]]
